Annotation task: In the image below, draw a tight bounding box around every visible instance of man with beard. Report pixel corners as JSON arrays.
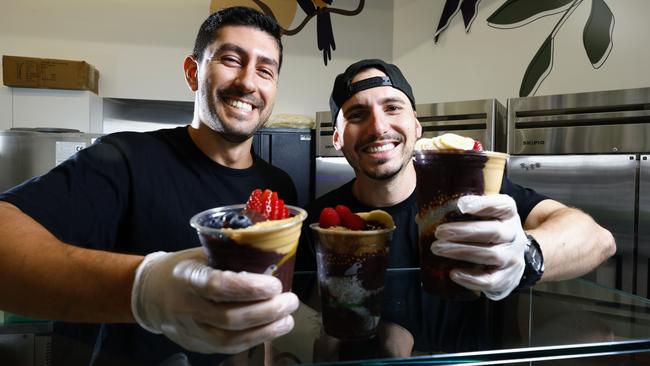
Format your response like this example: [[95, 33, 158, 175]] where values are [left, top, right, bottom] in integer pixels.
[[295, 59, 616, 357], [298, 58, 615, 298], [0, 7, 300, 366]]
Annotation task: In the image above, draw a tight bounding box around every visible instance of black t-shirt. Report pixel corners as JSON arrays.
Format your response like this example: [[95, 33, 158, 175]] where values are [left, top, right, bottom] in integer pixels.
[[296, 176, 547, 271], [0, 126, 297, 366]]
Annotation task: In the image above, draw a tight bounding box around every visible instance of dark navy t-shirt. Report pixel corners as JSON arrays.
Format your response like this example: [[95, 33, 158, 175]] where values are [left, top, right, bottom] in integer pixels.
[[0, 126, 297, 366]]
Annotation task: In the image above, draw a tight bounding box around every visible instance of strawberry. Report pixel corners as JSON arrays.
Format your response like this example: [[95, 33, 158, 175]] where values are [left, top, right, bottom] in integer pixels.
[[335, 204, 365, 230], [334, 205, 352, 217], [319, 207, 341, 228], [246, 189, 263, 212], [472, 139, 483, 152], [245, 188, 290, 220]]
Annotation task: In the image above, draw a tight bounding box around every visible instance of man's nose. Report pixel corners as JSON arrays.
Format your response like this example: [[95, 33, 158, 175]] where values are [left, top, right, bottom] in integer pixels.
[[234, 64, 256, 92], [366, 109, 390, 136]]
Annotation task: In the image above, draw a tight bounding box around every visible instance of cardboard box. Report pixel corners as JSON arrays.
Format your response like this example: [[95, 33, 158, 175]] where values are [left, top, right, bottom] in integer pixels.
[[2, 55, 99, 94]]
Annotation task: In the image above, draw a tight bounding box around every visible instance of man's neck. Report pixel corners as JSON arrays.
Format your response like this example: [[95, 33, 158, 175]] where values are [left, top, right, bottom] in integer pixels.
[[351, 163, 417, 208], [188, 121, 254, 169]]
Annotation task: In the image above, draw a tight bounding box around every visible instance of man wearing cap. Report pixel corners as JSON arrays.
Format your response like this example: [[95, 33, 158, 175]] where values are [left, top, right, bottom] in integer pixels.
[[297, 59, 615, 302]]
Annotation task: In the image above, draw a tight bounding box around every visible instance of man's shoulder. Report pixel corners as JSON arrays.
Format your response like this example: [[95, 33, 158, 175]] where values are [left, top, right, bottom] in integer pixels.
[[98, 126, 186, 145]]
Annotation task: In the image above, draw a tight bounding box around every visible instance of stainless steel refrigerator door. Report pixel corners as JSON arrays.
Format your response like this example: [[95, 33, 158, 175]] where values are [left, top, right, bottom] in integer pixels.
[[638, 156, 650, 298], [0, 131, 100, 192], [315, 157, 355, 199], [508, 155, 637, 293]]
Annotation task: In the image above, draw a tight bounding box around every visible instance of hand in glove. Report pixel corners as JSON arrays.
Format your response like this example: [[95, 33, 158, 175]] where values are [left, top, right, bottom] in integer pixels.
[[431, 194, 527, 301], [131, 248, 299, 354]]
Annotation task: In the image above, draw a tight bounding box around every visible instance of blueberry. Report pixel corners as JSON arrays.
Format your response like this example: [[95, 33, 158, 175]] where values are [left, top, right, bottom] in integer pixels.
[[204, 217, 224, 229], [229, 214, 252, 229], [223, 212, 238, 222]]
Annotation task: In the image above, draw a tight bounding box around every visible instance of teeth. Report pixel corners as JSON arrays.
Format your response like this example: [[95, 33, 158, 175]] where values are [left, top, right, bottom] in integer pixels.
[[227, 99, 253, 112], [366, 144, 395, 153]]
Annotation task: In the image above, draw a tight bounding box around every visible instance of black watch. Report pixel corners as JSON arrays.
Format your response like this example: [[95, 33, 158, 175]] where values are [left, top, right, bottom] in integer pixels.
[[518, 233, 545, 289]]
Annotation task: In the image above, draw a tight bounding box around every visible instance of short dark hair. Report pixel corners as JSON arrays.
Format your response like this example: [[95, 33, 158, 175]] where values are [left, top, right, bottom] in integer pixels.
[[192, 6, 283, 71]]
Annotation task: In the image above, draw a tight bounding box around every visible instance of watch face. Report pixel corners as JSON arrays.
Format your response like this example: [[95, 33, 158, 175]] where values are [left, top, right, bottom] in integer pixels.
[[529, 249, 543, 271]]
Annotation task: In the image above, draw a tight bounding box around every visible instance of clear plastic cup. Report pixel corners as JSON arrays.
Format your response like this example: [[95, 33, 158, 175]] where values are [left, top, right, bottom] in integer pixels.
[[191, 204, 307, 291], [310, 223, 395, 340], [413, 150, 509, 300]]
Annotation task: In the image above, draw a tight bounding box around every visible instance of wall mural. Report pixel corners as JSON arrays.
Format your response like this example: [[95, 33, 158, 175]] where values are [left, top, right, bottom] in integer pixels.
[[210, 0, 365, 66], [434, 0, 615, 96]]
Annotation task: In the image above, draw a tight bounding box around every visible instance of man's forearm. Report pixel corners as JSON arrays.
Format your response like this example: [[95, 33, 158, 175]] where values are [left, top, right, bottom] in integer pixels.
[[524, 200, 616, 282], [0, 201, 143, 323]]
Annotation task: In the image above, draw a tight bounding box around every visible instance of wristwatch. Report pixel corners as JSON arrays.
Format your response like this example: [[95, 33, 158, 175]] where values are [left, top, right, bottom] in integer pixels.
[[518, 233, 545, 289]]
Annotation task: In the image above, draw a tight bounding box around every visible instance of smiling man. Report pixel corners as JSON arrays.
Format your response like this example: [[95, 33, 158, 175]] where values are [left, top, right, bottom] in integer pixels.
[[298, 59, 615, 301], [0, 7, 300, 366]]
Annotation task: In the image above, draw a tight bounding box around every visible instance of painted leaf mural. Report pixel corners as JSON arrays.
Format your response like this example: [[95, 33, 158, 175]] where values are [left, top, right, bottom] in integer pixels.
[[460, 0, 482, 31], [520, 36, 554, 97], [211, 0, 364, 66], [434, 0, 461, 43], [583, 0, 615, 69], [487, 0, 574, 29], [317, 9, 336, 65]]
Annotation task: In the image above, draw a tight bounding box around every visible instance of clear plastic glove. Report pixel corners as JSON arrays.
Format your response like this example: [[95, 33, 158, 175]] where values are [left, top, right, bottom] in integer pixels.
[[431, 194, 527, 301], [131, 248, 299, 354]]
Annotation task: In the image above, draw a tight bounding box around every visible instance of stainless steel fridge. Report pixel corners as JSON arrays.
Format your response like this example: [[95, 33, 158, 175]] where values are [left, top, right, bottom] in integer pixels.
[[506, 87, 650, 296], [0, 128, 102, 192], [314, 99, 506, 198]]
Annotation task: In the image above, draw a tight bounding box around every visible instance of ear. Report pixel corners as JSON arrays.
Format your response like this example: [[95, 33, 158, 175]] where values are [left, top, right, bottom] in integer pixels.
[[332, 126, 343, 150], [184, 56, 199, 92], [414, 111, 423, 139]]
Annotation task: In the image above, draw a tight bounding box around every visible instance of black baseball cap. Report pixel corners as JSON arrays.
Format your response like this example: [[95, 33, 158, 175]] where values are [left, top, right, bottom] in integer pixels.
[[329, 59, 416, 121]]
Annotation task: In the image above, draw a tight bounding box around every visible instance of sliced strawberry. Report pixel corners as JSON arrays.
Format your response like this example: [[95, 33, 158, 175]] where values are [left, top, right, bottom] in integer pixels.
[[472, 139, 483, 152], [319, 207, 341, 228], [271, 198, 285, 220], [245, 189, 291, 220], [246, 189, 263, 212]]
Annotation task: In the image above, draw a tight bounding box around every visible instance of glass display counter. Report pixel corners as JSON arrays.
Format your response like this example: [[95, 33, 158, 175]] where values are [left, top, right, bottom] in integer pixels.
[[2, 268, 649, 365]]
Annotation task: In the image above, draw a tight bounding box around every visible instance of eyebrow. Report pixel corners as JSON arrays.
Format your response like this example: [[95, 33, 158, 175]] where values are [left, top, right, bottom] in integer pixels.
[[213, 43, 279, 71], [343, 96, 408, 115]]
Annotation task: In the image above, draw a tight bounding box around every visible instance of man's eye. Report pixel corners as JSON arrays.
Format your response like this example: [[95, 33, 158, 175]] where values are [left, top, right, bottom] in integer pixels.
[[258, 68, 275, 79], [386, 105, 402, 112], [346, 112, 365, 122], [221, 56, 240, 65]]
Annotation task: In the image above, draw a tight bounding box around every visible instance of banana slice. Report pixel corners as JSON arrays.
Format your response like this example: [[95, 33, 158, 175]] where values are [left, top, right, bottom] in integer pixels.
[[357, 210, 395, 229], [415, 133, 475, 151], [434, 133, 475, 150]]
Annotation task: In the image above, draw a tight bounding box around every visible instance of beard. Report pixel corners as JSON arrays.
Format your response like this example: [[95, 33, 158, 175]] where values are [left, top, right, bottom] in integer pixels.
[[359, 158, 404, 180], [199, 83, 271, 143]]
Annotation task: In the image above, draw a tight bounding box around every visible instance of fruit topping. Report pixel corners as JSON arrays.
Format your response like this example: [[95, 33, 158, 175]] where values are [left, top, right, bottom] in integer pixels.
[[357, 210, 395, 229], [318, 205, 373, 231], [204, 211, 253, 229], [245, 188, 291, 220], [335, 205, 365, 230], [204, 188, 292, 230], [414, 133, 484, 152], [472, 139, 483, 152], [319, 207, 341, 228]]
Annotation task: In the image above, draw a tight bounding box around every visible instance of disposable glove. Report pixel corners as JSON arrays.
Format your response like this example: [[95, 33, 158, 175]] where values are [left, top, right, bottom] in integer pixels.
[[131, 247, 299, 354], [431, 194, 527, 301]]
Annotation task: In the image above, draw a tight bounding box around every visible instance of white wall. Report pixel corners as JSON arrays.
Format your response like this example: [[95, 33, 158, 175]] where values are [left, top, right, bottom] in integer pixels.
[[393, 0, 650, 105], [5, 0, 645, 119], [0, 0, 392, 117]]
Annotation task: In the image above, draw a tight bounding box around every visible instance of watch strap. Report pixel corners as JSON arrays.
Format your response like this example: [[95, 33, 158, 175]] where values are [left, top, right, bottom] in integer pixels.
[[518, 233, 545, 289]]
